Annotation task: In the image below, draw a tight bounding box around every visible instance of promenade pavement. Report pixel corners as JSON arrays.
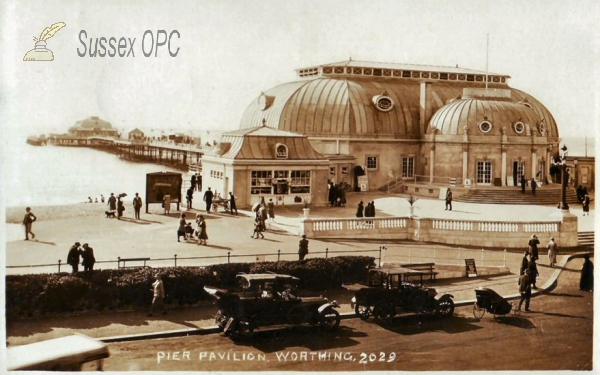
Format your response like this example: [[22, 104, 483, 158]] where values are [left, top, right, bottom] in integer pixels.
[[5, 191, 594, 346]]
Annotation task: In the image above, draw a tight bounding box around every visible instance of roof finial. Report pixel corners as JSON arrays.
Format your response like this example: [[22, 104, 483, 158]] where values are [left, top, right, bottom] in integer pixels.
[[262, 118, 267, 127]]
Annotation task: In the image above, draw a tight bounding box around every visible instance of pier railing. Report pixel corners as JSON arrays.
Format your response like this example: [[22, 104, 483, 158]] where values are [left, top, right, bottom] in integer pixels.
[[5, 244, 510, 275]]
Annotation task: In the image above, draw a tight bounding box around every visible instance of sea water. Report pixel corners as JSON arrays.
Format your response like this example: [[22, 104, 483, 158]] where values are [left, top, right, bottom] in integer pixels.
[[2, 142, 181, 208]]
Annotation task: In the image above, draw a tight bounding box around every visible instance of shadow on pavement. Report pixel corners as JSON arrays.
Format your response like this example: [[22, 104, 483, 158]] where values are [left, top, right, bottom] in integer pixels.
[[29, 239, 57, 246], [379, 315, 482, 335], [236, 325, 365, 353], [493, 316, 536, 328]]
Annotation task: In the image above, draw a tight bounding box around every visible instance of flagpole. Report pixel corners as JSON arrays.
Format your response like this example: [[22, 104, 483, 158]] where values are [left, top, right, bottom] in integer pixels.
[[485, 33, 489, 91]]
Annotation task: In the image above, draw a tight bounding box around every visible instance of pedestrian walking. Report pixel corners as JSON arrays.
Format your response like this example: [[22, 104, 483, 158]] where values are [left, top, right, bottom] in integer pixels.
[[531, 179, 537, 196], [582, 194, 591, 216], [251, 217, 265, 239], [518, 270, 532, 312], [67, 242, 82, 273], [267, 199, 275, 223], [520, 175, 527, 194], [370, 201, 376, 217], [22, 207, 37, 240], [356, 201, 364, 218], [107, 193, 116, 214], [132, 192, 143, 220], [298, 234, 309, 260], [229, 192, 238, 215], [547, 237, 558, 267], [100, 194, 105, 203], [177, 213, 188, 242], [117, 195, 125, 220], [528, 234, 540, 260], [196, 215, 208, 245], [364, 201, 373, 217], [528, 257, 539, 289], [520, 251, 530, 275], [186, 187, 194, 210], [259, 204, 268, 228], [203, 187, 214, 213], [148, 273, 166, 317], [163, 194, 171, 215], [81, 243, 96, 272], [579, 254, 594, 292], [191, 174, 197, 191], [445, 188, 453, 210]]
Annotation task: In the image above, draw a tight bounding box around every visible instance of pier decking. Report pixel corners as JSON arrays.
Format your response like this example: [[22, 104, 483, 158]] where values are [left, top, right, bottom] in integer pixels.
[[48, 136, 204, 171]]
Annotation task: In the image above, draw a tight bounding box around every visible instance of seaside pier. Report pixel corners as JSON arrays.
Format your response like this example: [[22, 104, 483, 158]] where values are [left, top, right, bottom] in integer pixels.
[[48, 136, 204, 171]]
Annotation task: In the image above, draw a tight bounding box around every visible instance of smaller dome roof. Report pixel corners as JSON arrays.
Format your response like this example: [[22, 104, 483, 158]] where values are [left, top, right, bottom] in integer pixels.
[[70, 116, 115, 131], [428, 98, 544, 137]]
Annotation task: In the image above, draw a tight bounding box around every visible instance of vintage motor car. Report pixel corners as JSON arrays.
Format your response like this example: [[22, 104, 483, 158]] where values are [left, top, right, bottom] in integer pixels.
[[344, 266, 454, 322], [204, 272, 340, 340]]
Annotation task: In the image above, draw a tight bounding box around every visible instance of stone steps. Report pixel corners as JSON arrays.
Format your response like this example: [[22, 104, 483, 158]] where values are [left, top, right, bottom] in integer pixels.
[[455, 186, 579, 205], [578, 231, 595, 248]]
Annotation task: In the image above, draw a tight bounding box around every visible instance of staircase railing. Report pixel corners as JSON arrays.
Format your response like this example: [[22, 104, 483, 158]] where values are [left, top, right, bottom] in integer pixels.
[[380, 176, 405, 193]]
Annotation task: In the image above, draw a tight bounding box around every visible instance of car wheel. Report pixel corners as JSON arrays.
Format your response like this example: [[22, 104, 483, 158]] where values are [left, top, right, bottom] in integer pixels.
[[230, 316, 255, 341], [373, 302, 394, 323], [319, 309, 340, 331], [354, 303, 372, 321], [437, 296, 454, 317], [473, 302, 485, 319]]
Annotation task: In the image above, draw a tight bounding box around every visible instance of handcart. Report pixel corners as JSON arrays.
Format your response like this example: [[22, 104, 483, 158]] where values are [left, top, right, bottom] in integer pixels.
[[473, 287, 520, 319]]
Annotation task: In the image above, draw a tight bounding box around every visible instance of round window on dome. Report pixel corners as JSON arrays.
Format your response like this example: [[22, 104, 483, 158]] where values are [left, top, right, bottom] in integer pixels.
[[514, 122, 525, 134], [372, 95, 394, 112], [478, 121, 493, 134]]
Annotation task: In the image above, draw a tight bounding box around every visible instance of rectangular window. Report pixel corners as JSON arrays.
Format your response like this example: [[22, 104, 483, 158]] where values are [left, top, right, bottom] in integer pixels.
[[477, 161, 493, 184], [402, 157, 414, 178], [250, 170, 273, 195], [290, 170, 311, 193], [366, 156, 378, 170], [341, 167, 349, 175], [329, 166, 336, 175]]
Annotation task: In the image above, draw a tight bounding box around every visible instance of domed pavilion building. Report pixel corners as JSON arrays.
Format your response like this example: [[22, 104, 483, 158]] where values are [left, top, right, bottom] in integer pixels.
[[68, 116, 119, 138], [207, 60, 561, 206]]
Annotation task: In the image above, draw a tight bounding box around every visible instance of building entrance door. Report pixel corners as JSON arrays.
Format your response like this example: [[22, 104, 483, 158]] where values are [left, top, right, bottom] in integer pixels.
[[477, 161, 492, 185]]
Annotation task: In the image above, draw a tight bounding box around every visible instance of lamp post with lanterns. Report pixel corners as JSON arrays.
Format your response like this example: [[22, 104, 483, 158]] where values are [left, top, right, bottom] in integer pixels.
[[559, 144, 569, 211]]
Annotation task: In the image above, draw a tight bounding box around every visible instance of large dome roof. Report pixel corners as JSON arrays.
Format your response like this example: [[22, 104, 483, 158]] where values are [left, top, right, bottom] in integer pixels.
[[428, 89, 559, 137], [241, 78, 513, 138], [70, 116, 114, 131]]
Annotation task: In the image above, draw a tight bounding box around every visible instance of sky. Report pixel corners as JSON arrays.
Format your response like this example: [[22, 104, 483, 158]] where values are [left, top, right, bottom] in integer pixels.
[[1, 0, 598, 143]]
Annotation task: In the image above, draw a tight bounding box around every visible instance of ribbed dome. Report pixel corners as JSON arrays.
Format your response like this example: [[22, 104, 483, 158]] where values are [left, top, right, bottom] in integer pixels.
[[70, 116, 115, 131], [428, 96, 559, 137], [240, 76, 558, 139]]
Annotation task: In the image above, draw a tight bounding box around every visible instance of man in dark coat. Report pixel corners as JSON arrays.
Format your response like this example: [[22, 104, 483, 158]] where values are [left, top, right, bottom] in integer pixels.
[[67, 242, 82, 273], [531, 179, 537, 196], [203, 187, 214, 213], [445, 188, 453, 210], [132, 193, 143, 220], [229, 192, 238, 215], [528, 234, 540, 260], [81, 243, 96, 272], [520, 175, 527, 194], [186, 187, 194, 210], [190, 174, 197, 191], [298, 234, 309, 260], [519, 252, 529, 275], [518, 271, 532, 312], [528, 257, 540, 289], [107, 193, 117, 213]]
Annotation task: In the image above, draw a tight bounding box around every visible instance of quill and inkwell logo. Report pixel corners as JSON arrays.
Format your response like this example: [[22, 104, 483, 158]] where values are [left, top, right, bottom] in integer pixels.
[[23, 22, 66, 61]]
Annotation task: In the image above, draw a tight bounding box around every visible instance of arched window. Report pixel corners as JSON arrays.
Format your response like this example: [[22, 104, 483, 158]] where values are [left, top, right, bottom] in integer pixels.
[[276, 144, 288, 159]]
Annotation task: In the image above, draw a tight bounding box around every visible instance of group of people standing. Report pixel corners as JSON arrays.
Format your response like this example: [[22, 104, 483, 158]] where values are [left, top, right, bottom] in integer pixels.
[[520, 175, 539, 196], [356, 200, 376, 218], [328, 181, 347, 207], [106, 192, 143, 220], [177, 213, 208, 245], [251, 198, 275, 239], [66, 242, 96, 273]]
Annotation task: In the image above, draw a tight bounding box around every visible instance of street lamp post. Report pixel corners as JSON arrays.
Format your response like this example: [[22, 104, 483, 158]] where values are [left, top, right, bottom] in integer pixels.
[[560, 144, 569, 211]]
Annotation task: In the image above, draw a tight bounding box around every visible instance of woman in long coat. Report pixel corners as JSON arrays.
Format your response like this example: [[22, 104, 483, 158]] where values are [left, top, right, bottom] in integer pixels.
[[196, 215, 208, 245], [579, 255, 594, 291], [356, 201, 364, 218]]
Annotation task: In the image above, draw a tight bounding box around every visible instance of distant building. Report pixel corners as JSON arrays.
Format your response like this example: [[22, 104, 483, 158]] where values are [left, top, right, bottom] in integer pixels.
[[68, 116, 118, 138], [128, 128, 145, 141]]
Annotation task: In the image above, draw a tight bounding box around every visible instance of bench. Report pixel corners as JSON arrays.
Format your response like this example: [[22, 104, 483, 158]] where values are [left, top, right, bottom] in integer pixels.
[[400, 263, 438, 281], [118, 257, 151, 269]]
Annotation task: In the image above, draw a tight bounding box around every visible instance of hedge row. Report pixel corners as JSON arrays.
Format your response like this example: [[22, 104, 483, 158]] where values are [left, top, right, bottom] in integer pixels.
[[6, 256, 375, 318]]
